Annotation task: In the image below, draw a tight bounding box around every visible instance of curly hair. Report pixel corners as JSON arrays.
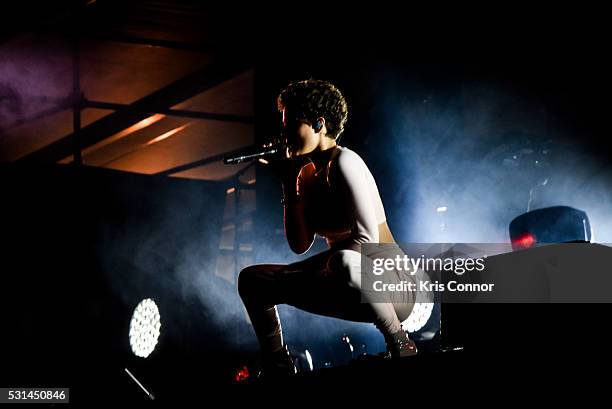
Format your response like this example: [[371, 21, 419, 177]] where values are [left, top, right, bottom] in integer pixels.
[[277, 79, 349, 140]]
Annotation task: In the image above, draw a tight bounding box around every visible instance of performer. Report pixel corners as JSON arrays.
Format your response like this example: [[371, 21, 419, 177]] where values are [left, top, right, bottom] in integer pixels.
[[238, 80, 419, 376]]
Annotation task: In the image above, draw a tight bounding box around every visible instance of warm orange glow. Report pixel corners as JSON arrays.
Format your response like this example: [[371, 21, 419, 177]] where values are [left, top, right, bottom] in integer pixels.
[[144, 123, 190, 146], [226, 187, 236, 194], [58, 114, 166, 164], [258, 158, 269, 165], [247, 178, 256, 185]]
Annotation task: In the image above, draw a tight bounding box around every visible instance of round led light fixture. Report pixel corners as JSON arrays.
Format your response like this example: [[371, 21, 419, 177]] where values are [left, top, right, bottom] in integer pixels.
[[129, 298, 161, 358]]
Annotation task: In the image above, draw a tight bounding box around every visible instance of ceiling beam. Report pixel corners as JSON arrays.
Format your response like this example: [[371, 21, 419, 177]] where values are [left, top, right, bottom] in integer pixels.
[[83, 99, 254, 124], [17, 57, 253, 164]]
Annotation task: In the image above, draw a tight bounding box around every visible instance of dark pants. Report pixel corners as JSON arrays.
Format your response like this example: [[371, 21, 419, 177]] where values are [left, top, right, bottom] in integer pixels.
[[238, 246, 415, 355]]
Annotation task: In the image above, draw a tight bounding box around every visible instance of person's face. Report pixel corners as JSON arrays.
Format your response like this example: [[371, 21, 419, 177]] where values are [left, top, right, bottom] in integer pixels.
[[281, 109, 320, 157]]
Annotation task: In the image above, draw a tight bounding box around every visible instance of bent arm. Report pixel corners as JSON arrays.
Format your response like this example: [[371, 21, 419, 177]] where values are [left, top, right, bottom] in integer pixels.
[[282, 164, 316, 254]]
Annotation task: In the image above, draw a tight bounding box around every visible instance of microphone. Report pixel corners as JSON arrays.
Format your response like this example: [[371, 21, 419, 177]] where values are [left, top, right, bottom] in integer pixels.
[[224, 139, 287, 164]]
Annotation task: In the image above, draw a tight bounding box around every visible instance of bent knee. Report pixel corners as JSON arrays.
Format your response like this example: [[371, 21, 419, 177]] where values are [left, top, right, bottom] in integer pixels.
[[237, 265, 261, 299], [327, 249, 362, 272], [237, 264, 279, 299], [327, 249, 362, 288]]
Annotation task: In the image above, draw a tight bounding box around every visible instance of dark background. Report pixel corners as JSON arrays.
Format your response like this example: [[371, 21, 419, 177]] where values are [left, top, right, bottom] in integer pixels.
[[1, 2, 611, 403]]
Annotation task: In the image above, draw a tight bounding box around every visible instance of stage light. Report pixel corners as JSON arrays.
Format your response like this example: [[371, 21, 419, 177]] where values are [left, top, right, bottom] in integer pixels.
[[144, 123, 190, 146], [234, 365, 250, 382], [509, 206, 591, 251], [512, 232, 536, 249], [402, 301, 434, 333], [129, 298, 161, 358], [305, 350, 313, 371]]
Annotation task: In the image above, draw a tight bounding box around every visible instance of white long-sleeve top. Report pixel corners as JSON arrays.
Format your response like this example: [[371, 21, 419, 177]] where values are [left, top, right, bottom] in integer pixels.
[[302, 146, 387, 251]]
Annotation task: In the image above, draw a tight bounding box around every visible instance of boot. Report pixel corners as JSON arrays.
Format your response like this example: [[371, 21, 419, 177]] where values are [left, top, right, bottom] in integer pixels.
[[261, 345, 297, 378], [385, 328, 418, 359]]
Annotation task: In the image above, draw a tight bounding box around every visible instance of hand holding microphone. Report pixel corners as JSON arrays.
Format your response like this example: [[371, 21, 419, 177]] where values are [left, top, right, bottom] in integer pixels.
[[263, 140, 318, 204], [267, 146, 313, 186], [223, 138, 315, 196]]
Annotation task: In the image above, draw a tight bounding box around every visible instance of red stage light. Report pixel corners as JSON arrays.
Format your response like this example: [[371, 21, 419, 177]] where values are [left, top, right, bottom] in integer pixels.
[[512, 232, 536, 249], [234, 365, 250, 382]]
